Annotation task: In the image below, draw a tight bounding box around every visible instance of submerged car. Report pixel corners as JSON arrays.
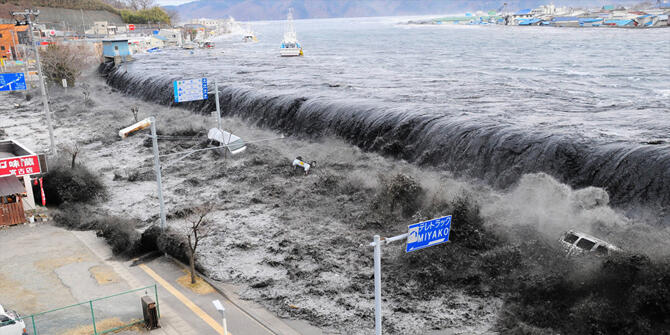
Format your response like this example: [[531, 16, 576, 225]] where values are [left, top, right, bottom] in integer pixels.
[[0, 304, 27, 335], [560, 230, 621, 257]]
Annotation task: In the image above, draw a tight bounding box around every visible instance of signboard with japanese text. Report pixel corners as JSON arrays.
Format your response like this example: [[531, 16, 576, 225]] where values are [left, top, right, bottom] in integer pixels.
[[0, 155, 42, 177], [173, 78, 208, 103], [406, 215, 452, 252], [0, 73, 27, 92]]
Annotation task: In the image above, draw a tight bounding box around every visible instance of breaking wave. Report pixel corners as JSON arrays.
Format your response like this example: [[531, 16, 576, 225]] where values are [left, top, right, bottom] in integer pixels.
[[100, 63, 670, 223]]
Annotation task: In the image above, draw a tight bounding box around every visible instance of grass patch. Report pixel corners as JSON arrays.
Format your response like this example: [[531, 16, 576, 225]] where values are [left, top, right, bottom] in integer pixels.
[[176, 271, 215, 295]]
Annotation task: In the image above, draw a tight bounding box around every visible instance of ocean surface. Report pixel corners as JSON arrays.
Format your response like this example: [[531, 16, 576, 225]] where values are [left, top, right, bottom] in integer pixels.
[[110, 16, 670, 217]]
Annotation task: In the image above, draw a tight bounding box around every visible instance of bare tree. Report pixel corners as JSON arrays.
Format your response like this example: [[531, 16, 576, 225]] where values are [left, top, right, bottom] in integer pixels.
[[59, 142, 81, 168], [165, 8, 180, 25], [127, 0, 156, 10], [185, 203, 215, 284], [81, 83, 94, 107]]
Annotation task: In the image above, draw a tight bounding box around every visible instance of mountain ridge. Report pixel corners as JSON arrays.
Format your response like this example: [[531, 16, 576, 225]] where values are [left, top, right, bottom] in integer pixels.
[[164, 0, 638, 21]]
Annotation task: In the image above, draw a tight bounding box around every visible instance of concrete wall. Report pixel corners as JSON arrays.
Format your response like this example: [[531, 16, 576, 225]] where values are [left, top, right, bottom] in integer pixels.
[[36, 7, 124, 31]]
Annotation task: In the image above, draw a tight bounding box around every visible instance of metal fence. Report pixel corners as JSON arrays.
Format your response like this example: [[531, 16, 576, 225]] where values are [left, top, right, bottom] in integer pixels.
[[15, 284, 159, 335]]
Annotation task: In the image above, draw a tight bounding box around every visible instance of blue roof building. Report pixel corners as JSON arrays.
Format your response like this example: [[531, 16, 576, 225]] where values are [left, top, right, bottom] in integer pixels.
[[102, 39, 131, 58]]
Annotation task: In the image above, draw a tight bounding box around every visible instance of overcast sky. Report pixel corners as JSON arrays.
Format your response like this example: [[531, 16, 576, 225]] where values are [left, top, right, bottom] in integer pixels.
[[156, 0, 193, 5]]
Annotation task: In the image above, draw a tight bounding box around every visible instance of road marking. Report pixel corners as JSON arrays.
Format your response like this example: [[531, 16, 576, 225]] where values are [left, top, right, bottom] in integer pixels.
[[139, 263, 230, 335]]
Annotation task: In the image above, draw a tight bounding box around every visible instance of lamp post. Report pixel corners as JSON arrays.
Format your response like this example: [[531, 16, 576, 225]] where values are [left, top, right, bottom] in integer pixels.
[[11, 9, 57, 156], [212, 299, 228, 335]]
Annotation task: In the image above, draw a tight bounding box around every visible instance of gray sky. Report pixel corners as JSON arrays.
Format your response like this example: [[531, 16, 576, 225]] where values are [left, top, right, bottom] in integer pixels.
[[156, 0, 193, 5]]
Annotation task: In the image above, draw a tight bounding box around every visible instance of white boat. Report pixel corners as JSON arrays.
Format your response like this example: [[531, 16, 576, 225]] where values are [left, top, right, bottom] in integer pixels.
[[280, 9, 303, 57], [243, 24, 258, 42]]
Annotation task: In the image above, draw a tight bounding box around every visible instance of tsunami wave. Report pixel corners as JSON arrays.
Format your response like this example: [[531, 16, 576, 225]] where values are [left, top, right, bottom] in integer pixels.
[[100, 63, 670, 222]]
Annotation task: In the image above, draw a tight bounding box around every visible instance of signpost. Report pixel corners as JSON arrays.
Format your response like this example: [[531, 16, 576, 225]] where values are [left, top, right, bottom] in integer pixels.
[[173, 78, 208, 103], [406, 215, 452, 252], [369, 215, 453, 335], [128, 24, 135, 31], [0, 73, 27, 91]]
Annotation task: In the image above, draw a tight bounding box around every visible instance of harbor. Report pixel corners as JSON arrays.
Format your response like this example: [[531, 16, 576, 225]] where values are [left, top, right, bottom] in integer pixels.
[[407, 1, 670, 27]]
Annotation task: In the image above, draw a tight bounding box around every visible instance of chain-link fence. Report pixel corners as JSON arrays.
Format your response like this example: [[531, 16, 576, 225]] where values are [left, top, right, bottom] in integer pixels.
[[11, 284, 159, 335]]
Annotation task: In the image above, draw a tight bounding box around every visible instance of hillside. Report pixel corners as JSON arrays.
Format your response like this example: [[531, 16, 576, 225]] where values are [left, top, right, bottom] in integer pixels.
[[0, 0, 120, 21], [164, 0, 636, 21]]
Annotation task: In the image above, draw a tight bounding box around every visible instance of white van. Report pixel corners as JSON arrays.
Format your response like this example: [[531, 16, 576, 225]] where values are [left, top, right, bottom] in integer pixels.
[[0, 304, 27, 335], [560, 230, 621, 257]]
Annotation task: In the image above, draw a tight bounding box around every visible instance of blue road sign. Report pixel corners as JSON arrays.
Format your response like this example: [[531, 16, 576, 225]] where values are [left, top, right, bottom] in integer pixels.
[[173, 78, 208, 103], [0, 73, 27, 92], [406, 215, 452, 252]]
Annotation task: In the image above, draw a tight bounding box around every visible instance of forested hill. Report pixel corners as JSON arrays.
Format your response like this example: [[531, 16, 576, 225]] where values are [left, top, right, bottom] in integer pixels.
[[164, 0, 638, 21]]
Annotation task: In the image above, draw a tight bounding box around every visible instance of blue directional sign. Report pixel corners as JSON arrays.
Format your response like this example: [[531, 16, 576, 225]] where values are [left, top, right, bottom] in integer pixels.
[[173, 78, 208, 103], [0, 73, 27, 92], [406, 215, 452, 252]]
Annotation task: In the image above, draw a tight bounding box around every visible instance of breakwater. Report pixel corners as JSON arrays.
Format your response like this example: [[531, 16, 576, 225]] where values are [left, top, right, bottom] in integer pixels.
[[100, 62, 670, 222]]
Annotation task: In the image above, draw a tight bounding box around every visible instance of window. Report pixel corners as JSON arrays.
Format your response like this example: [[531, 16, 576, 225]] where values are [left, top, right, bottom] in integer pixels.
[[0, 315, 15, 326], [0, 46, 4, 51], [563, 233, 579, 244], [576, 238, 596, 251], [0, 33, 3, 38], [115, 46, 119, 50]]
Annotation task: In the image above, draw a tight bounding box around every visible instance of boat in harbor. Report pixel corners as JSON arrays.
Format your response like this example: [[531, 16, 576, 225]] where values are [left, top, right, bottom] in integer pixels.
[[280, 9, 303, 57], [243, 24, 258, 42]]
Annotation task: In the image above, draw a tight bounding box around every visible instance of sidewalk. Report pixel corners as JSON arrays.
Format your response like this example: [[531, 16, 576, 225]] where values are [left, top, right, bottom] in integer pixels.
[[0, 223, 317, 335], [72, 229, 312, 335]]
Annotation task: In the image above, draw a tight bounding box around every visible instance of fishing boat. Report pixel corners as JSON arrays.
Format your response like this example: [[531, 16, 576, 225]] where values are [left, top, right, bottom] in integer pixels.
[[243, 24, 258, 42], [280, 9, 303, 57]]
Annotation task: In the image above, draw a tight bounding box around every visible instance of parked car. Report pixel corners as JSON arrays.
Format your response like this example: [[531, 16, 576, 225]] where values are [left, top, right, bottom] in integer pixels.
[[560, 230, 621, 257], [0, 304, 27, 335]]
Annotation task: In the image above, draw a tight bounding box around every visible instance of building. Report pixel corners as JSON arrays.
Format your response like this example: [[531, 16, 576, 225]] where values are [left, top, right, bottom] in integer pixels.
[[0, 175, 27, 226], [0, 140, 45, 225], [102, 39, 132, 64], [158, 29, 183, 47], [0, 24, 29, 60]]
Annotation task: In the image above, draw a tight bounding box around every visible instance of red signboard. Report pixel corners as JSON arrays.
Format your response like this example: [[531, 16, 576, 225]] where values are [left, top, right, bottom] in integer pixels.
[[128, 24, 135, 31], [0, 155, 41, 177]]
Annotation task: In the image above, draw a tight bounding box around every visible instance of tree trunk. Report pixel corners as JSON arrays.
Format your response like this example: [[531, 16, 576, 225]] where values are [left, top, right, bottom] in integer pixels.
[[189, 249, 196, 284], [71, 152, 77, 168]]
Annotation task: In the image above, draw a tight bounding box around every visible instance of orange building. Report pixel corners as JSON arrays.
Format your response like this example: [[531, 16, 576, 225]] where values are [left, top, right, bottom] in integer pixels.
[[0, 24, 29, 60]]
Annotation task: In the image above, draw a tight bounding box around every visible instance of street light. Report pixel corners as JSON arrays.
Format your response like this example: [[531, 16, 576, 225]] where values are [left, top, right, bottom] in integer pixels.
[[212, 299, 228, 335], [11, 9, 56, 156]]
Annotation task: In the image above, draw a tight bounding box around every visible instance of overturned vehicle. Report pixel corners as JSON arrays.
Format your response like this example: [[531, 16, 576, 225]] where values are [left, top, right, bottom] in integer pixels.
[[560, 230, 621, 257]]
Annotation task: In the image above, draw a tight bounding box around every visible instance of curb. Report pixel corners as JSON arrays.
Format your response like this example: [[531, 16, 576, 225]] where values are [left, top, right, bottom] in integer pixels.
[[163, 255, 301, 335]]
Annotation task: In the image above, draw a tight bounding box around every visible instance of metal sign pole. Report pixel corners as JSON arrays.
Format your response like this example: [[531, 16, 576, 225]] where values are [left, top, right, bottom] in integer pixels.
[[373, 234, 382, 335], [370, 232, 409, 335], [214, 78, 222, 130], [150, 117, 167, 230]]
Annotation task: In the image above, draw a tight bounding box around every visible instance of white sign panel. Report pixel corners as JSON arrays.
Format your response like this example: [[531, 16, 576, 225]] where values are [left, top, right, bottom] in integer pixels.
[[173, 78, 208, 103]]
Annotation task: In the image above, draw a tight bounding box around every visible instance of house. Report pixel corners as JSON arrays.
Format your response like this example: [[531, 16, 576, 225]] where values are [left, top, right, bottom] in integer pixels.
[[0, 139, 44, 225], [0, 175, 27, 226], [158, 29, 183, 47], [102, 39, 132, 64], [91, 21, 109, 36], [0, 24, 29, 60], [150, 35, 167, 49]]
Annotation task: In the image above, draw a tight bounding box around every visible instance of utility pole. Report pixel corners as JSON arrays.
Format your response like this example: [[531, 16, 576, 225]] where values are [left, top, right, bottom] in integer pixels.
[[214, 78, 222, 130], [12, 9, 57, 156], [373, 235, 382, 335], [150, 117, 167, 230]]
